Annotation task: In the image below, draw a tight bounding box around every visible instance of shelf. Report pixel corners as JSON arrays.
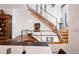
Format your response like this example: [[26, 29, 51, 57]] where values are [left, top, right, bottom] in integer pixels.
[[0, 9, 12, 42]]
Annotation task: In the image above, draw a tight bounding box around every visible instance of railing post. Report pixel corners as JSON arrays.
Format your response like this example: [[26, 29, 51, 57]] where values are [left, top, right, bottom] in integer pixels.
[[41, 30, 42, 42], [36, 4, 38, 12], [21, 30, 23, 42]]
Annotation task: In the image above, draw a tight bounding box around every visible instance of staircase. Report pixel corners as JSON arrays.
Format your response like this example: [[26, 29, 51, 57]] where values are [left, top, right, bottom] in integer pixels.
[[26, 5, 63, 42], [60, 28, 68, 43]]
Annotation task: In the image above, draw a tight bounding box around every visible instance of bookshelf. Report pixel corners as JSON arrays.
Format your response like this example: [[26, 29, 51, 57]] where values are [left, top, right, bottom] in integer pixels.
[[0, 10, 12, 42]]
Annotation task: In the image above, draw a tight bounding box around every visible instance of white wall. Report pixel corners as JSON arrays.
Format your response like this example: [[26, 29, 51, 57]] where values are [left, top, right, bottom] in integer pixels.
[[12, 9, 34, 38], [67, 4, 79, 54], [0, 45, 52, 54]]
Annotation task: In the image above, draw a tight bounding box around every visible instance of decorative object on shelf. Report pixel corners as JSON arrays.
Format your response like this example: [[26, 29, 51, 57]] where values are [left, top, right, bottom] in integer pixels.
[[22, 47, 26, 54], [34, 23, 40, 32], [0, 9, 12, 42], [58, 49, 67, 54], [6, 48, 11, 54], [22, 51, 26, 54], [46, 37, 53, 42]]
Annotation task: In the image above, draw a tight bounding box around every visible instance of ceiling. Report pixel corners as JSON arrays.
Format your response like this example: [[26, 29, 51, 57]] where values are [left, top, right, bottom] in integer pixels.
[[0, 4, 27, 9], [0, 4, 66, 11]]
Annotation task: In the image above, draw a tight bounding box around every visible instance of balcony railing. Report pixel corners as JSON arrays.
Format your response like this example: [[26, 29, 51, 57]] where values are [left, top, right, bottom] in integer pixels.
[[21, 30, 61, 43]]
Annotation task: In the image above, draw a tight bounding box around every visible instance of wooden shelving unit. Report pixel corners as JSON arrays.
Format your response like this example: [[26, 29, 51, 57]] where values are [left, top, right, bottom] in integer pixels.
[[0, 10, 12, 42]]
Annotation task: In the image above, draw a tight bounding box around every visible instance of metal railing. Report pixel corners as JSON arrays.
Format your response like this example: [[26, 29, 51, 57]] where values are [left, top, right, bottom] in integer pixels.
[[21, 30, 60, 42]]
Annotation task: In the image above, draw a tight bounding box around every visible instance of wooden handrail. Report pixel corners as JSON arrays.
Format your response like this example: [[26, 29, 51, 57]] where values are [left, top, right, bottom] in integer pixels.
[[27, 4, 57, 20], [28, 7, 56, 31], [26, 5, 63, 42]]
